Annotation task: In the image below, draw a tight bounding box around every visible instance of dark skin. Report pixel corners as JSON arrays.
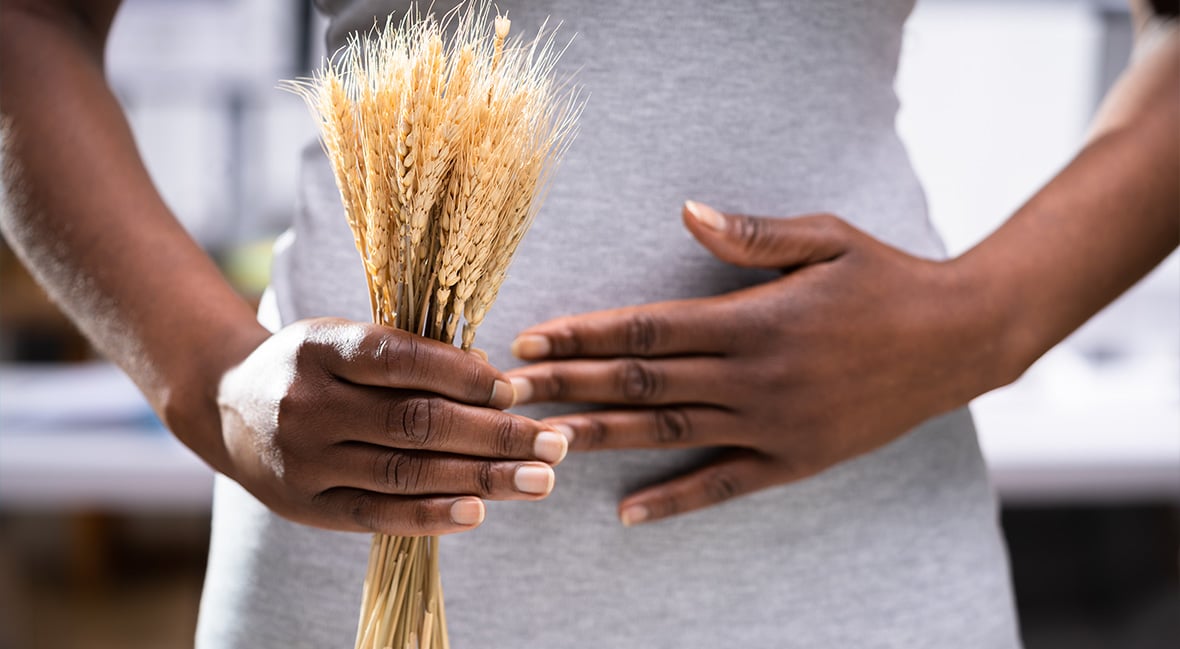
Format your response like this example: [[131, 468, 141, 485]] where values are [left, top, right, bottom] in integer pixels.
[[0, 0, 568, 537], [1, 0, 1176, 534], [506, 207, 992, 525], [508, 16, 1180, 524]]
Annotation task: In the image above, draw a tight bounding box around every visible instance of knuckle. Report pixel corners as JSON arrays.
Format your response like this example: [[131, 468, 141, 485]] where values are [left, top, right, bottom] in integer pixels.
[[549, 325, 583, 357], [397, 397, 442, 448], [463, 359, 489, 400], [732, 214, 765, 254], [275, 391, 303, 426], [278, 454, 315, 493], [410, 502, 436, 533], [816, 212, 845, 230], [648, 495, 680, 520], [750, 358, 794, 394], [377, 332, 424, 381], [475, 462, 495, 497], [538, 369, 570, 401], [347, 491, 376, 528], [374, 451, 418, 492], [292, 335, 327, 372], [715, 301, 757, 350], [372, 334, 394, 377], [277, 369, 336, 421], [297, 321, 348, 364], [309, 488, 332, 512], [813, 213, 850, 242], [273, 399, 318, 457], [617, 359, 662, 402], [651, 408, 692, 445], [703, 468, 742, 503], [582, 418, 608, 449], [490, 416, 520, 457], [623, 312, 661, 356], [381, 399, 403, 442], [412, 458, 430, 491]]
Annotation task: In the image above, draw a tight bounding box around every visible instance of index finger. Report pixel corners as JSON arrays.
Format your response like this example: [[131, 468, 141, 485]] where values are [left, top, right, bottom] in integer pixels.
[[511, 298, 735, 360], [311, 320, 515, 409]]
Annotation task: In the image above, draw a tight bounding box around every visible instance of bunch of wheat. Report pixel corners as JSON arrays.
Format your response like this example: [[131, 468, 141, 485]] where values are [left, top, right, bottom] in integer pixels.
[[284, 3, 579, 648]]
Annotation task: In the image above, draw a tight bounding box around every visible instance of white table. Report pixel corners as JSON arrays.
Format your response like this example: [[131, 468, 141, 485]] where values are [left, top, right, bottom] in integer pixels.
[[973, 346, 1180, 505], [0, 427, 214, 512], [0, 363, 213, 512]]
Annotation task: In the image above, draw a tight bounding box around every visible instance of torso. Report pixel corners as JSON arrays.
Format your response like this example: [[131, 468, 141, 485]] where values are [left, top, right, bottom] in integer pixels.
[[196, 2, 1022, 647]]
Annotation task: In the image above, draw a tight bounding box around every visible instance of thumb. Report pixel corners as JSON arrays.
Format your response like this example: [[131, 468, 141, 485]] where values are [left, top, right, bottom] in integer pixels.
[[682, 201, 851, 270]]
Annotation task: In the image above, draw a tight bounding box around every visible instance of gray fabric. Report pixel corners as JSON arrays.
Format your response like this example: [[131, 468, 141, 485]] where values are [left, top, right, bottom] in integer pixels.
[[196, 1, 1022, 647]]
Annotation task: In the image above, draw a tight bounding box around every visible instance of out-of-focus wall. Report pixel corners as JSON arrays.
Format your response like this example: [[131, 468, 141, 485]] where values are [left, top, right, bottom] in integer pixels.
[[105, 0, 317, 247]]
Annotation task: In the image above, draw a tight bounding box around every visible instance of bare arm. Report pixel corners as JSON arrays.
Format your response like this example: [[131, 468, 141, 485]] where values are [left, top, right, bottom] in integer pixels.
[[0, 0, 266, 472], [956, 0, 1179, 375], [0, 1, 565, 534]]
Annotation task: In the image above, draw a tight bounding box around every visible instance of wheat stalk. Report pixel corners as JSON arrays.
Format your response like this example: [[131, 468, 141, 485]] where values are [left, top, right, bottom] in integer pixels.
[[282, 3, 580, 647]]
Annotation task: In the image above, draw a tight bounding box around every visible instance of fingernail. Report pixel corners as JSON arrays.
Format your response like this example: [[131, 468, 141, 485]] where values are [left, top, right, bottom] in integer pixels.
[[685, 200, 726, 231], [511, 334, 551, 359], [450, 498, 485, 526], [533, 431, 568, 464], [490, 379, 515, 409], [620, 504, 649, 527], [509, 376, 533, 404], [550, 423, 575, 445], [514, 464, 555, 495]]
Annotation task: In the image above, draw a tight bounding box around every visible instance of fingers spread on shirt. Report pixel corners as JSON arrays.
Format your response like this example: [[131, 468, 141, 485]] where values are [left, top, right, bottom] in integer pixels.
[[510, 298, 737, 361], [542, 407, 738, 451], [507, 356, 737, 407], [615, 451, 790, 526]]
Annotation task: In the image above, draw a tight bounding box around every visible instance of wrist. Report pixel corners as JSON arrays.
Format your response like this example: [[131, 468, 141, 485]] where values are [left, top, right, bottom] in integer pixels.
[[158, 316, 270, 476], [938, 252, 1035, 397]]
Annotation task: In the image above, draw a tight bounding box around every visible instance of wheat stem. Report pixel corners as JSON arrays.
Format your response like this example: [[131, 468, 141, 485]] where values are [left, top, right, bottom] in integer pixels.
[[285, 3, 580, 646]]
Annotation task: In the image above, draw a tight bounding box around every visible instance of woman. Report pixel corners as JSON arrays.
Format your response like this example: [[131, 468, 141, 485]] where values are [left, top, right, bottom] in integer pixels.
[[1, 1, 1175, 646]]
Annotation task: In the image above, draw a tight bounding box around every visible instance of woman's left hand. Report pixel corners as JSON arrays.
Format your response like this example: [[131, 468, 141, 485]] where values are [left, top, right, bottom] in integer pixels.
[[505, 201, 1016, 526]]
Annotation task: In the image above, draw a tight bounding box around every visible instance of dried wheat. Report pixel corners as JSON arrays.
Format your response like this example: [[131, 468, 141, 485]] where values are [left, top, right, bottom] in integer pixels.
[[283, 3, 580, 647]]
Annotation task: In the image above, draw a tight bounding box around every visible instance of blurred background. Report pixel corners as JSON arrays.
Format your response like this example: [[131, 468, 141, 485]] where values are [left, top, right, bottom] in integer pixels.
[[0, 0, 1176, 647]]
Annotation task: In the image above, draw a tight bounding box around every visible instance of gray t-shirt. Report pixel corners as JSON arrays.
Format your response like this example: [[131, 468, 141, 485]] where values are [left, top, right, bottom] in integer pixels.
[[196, 2, 1022, 647]]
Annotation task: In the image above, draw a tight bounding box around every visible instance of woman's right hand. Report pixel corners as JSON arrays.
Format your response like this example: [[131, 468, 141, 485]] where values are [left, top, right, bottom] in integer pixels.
[[216, 317, 567, 536]]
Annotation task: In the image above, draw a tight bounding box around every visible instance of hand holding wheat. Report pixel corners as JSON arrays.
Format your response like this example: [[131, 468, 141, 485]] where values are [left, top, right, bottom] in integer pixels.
[[217, 316, 567, 532], [279, 3, 580, 648]]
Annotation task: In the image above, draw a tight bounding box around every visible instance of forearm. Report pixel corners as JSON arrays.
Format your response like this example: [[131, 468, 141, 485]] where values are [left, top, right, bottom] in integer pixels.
[[0, 2, 268, 472], [954, 21, 1179, 383]]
